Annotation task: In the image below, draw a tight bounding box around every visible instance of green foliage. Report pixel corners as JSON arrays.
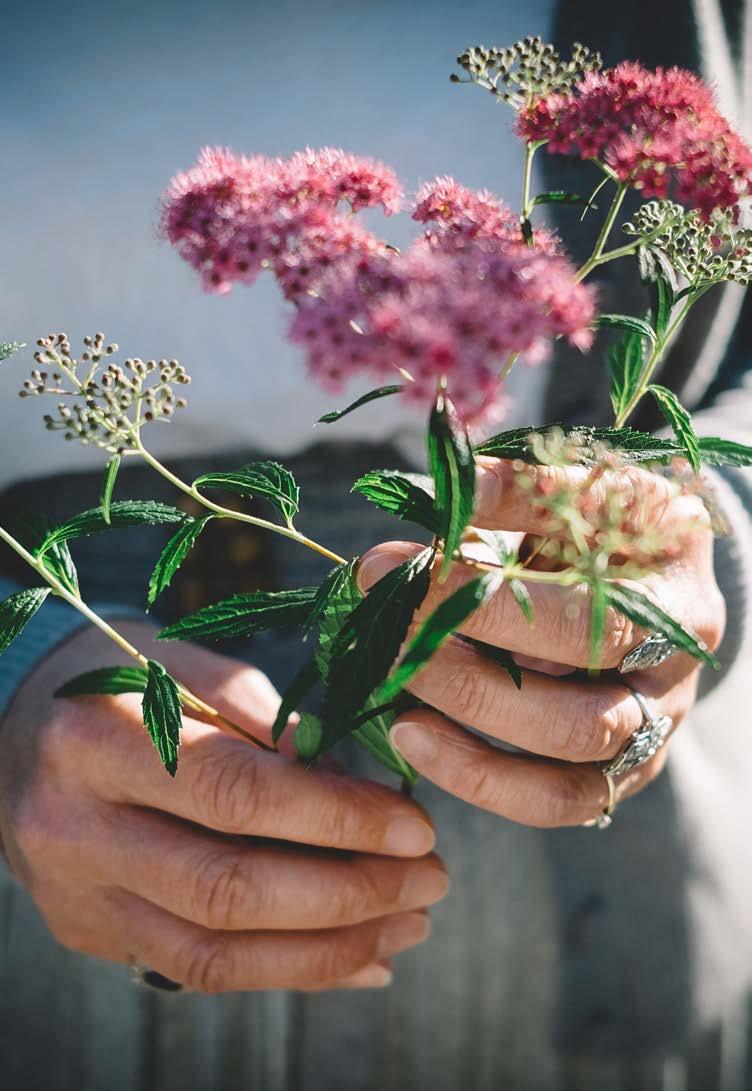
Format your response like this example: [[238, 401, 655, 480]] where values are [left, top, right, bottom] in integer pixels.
[[647, 385, 700, 472], [532, 190, 592, 208], [428, 393, 475, 579], [0, 341, 25, 362], [588, 580, 607, 672], [295, 712, 324, 762], [271, 658, 320, 744], [475, 424, 682, 465], [317, 384, 404, 423], [508, 577, 534, 623], [55, 666, 150, 698], [0, 588, 50, 654], [301, 559, 358, 639], [351, 470, 439, 534], [41, 501, 185, 553], [603, 583, 718, 669], [594, 313, 657, 345], [101, 455, 121, 525], [464, 638, 522, 688], [147, 516, 214, 607], [379, 571, 502, 701], [142, 660, 182, 776], [696, 436, 752, 468], [608, 332, 644, 419], [157, 587, 318, 642], [13, 517, 80, 596], [193, 461, 299, 527]]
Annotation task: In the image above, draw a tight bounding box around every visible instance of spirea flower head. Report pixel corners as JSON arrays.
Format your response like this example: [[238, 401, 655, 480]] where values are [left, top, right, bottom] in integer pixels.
[[517, 62, 752, 219], [161, 146, 401, 295]]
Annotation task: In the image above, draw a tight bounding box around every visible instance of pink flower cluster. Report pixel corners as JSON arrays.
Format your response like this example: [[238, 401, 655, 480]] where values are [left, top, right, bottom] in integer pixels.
[[517, 62, 752, 219], [163, 152, 595, 423]]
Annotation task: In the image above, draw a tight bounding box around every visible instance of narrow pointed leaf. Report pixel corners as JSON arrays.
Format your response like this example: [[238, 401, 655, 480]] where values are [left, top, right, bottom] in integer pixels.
[[157, 587, 318, 642], [142, 660, 182, 776], [147, 516, 213, 608], [0, 341, 25, 362], [508, 578, 534, 623], [55, 666, 150, 698], [194, 461, 299, 527], [648, 385, 700, 472], [379, 571, 502, 701], [532, 190, 592, 208], [475, 424, 682, 465], [0, 588, 50, 654], [101, 455, 121, 526], [13, 516, 79, 595], [696, 436, 752, 468], [464, 638, 522, 689], [351, 470, 439, 533], [295, 713, 324, 762], [302, 559, 358, 639], [317, 384, 404, 424], [588, 580, 607, 673], [607, 332, 644, 419], [41, 501, 185, 552], [428, 393, 475, 578], [653, 274, 675, 337], [271, 657, 320, 744], [603, 583, 718, 669], [595, 314, 657, 345]]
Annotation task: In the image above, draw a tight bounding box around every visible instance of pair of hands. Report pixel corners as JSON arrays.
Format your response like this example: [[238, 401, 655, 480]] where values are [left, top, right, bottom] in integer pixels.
[[0, 459, 724, 992]]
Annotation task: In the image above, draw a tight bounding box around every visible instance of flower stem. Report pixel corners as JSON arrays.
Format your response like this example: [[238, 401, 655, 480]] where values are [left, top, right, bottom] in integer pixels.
[[136, 444, 347, 566], [575, 184, 628, 282], [0, 524, 275, 751]]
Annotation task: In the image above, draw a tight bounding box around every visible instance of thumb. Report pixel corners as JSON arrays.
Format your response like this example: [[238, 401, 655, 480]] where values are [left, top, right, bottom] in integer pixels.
[[356, 541, 425, 594]]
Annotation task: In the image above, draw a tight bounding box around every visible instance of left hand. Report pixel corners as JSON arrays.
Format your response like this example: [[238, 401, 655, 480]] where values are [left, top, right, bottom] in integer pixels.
[[357, 458, 726, 828]]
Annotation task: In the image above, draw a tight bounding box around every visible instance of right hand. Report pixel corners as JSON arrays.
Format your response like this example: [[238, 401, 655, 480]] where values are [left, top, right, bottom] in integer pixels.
[[0, 621, 447, 993]]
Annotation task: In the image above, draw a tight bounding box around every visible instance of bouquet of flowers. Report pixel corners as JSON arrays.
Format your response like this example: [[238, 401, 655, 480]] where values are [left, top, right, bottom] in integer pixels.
[[2, 38, 751, 784]]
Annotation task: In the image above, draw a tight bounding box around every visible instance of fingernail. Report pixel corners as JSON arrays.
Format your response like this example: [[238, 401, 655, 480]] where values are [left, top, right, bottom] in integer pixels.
[[391, 721, 438, 765], [356, 550, 399, 592], [377, 911, 431, 958], [382, 815, 435, 856], [473, 461, 501, 515], [399, 862, 450, 909], [342, 962, 393, 989]]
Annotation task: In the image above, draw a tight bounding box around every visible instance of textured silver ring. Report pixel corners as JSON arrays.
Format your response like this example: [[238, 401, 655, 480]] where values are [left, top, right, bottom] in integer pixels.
[[602, 690, 673, 778], [583, 771, 617, 830], [129, 958, 183, 992], [618, 633, 675, 674]]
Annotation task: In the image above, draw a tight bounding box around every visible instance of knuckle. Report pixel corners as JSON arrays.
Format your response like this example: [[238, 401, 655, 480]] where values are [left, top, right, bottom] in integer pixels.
[[310, 932, 372, 985], [441, 667, 491, 722], [454, 757, 503, 812], [192, 850, 252, 929], [701, 588, 726, 652], [181, 935, 235, 994], [600, 605, 637, 667], [539, 768, 592, 827], [193, 749, 263, 834], [336, 865, 386, 923], [548, 691, 615, 762]]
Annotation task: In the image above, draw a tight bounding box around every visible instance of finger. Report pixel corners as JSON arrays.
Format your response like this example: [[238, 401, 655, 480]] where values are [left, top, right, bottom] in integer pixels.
[[389, 709, 666, 827], [472, 457, 705, 540], [359, 542, 661, 670], [114, 892, 431, 993], [81, 704, 436, 856], [301, 961, 394, 991], [402, 635, 690, 763], [85, 807, 448, 930]]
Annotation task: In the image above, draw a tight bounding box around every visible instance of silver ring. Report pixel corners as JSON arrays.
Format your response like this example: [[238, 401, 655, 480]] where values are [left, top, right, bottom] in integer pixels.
[[602, 690, 673, 778], [619, 634, 675, 674], [129, 958, 183, 992], [583, 770, 617, 829]]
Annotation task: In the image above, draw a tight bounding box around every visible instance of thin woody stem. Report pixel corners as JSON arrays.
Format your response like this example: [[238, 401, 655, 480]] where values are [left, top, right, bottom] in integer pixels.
[[0, 524, 274, 751], [575, 184, 628, 282]]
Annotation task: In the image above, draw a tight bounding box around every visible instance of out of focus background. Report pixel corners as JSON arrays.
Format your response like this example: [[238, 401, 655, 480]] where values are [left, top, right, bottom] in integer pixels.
[[1, 0, 552, 488]]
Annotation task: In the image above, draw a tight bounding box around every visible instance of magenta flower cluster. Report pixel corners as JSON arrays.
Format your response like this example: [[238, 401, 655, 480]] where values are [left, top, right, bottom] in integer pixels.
[[517, 62, 752, 219], [162, 155, 594, 424]]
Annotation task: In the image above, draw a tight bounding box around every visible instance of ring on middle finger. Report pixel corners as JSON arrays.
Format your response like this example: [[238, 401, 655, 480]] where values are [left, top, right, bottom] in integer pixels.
[[601, 689, 673, 778]]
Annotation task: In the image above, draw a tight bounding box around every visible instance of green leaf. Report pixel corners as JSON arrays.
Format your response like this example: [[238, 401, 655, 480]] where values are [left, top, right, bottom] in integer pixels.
[[194, 461, 299, 527], [351, 470, 439, 534], [301, 559, 359, 639], [532, 190, 592, 208], [607, 332, 645, 419], [464, 638, 522, 689], [603, 583, 718, 669], [588, 580, 607, 673], [12, 517, 79, 596], [295, 712, 324, 762], [0, 588, 50, 654], [594, 314, 657, 345], [271, 657, 321, 744], [101, 455, 121, 526], [147, 516, 214, 608], [379, 571, 502, 701], [475, 424, 682, 466], [317, 384, 404, 424], [41, 501, 185, 552], [653, 274, 675, 338], [157, 587, 318, 642], [428, 393, 475, 579], [697, 436, 752, 468], [142, 660, 182, 776], [508, 578, 534, 623], [321, 549, 433, 751], [55, 666, 150, 698], [647, 385, 700, 472], [0, 341, 25, 362]]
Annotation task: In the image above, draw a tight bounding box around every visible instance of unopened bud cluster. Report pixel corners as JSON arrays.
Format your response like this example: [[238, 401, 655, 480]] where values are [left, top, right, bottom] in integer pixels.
[[624, 200, 752, 286], [21, 333, 190, 453], [452, 38, 601, 108]]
